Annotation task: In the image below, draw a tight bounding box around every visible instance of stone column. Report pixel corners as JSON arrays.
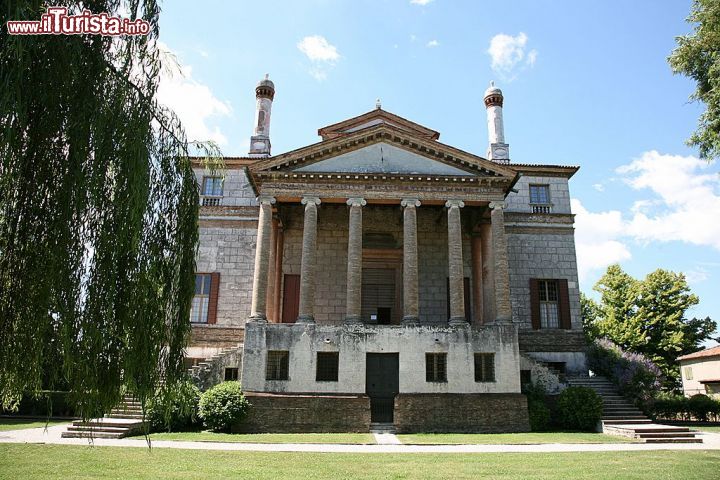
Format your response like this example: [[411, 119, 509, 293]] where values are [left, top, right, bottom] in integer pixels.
[[345, 197, 366, 324], [401, 198, 421, 325], [297, 196, 321, 324], [446, 199, 466, 325], [471, 234, 484, 326], [249, 195, 276, 322], [265, 218, 278, 322], [489, 201, 512, 323]]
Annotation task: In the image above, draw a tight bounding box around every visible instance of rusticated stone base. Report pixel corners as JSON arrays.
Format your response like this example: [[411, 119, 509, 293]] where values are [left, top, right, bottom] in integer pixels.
[[190, 325, 244, 348], [393, 393, 530, 433], [235, 392, 371, 433]]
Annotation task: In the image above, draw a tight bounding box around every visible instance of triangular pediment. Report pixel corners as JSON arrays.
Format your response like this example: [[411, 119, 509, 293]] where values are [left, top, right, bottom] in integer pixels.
[[249, 122, 517, 184], [318, 108, 440, 141], [294, 142, 473, 176]]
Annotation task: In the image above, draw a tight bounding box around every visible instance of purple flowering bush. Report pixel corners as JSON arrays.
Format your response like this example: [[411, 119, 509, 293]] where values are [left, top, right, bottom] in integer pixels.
[[587, 338, 662, 410]]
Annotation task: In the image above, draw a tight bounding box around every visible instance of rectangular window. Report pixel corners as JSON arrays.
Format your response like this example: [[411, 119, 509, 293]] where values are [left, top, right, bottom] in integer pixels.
[[202, 176, 223, 196], [190, 274, 212, 323], [316, 352, 339, 382], [683, 366, 693, 381], [425, 353, 447, 383], [266, 351, 289, 381], [538, 280, 560, 329], [474, 353, 496, 382], [529, 184, 550, 204], [224, 367, 239, 381]]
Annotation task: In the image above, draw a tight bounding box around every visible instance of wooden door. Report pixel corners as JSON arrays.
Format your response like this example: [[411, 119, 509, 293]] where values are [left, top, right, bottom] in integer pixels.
[[281, 274, 300, 323], [366, 353, 399, 423]]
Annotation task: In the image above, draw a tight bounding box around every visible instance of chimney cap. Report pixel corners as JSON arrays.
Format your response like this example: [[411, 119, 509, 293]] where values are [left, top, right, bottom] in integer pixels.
[[256, 74, 275, 91], [484, 81, 502, 99]]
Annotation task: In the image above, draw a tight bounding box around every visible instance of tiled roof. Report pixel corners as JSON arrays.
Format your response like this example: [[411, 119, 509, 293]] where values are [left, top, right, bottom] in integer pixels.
[[678, 345, 720, 361]]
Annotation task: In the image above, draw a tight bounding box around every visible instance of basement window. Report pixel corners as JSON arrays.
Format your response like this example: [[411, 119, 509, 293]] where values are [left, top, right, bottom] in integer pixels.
[[224, 368, 239, 381], [266, 351, 289, 381], [426, 353, 447, 383], [474, 353, 495, 382], [316, 352, 339, 382]]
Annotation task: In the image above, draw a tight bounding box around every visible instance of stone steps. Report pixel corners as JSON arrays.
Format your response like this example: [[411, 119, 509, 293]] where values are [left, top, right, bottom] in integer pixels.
[[61, 396, 148, 439], [370, 422, 397, 434], [567, 375, 703, 444]]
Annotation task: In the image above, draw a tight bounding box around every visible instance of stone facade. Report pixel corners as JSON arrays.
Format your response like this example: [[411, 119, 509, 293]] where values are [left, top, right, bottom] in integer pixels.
[[188, 100, 587, 432]]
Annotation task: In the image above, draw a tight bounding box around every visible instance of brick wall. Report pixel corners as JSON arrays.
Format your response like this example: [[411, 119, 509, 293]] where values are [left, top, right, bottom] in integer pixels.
[[394, 393, 530, 433], [190, 325, 245, 347], [235, 392, 371, 433]]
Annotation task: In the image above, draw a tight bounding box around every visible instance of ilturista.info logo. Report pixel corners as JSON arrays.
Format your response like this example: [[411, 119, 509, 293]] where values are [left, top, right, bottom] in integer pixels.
[[6, 6, 150, 36]]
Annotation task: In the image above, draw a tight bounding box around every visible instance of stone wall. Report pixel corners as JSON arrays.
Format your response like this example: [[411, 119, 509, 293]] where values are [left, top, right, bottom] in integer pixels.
[[394, 393, 530, 433], [505, 231, 582, 330], [280, 203, 473, 325], [235, 392, 371, 433], [196, 225, 257, 326], [505, 175, 571, 214], [194, 168, 257, 207], [190, 325, 245, 347], [241, 322, 522, 395]]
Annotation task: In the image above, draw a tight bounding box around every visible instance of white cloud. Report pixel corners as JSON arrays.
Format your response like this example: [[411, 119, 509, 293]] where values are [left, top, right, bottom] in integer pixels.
[[571, 199, 632, 282], [410, 34, 417, 42], [618, 151, 720, 250], [297, 35, 340, 63], [410, 0, 434, 5], [487, 32, 537, 79], [297, 35, 340, 81], [592, 183, 605, 192], [156, 44, 231, 145], [426, 39, 439, 48], [572, 150, 720, 282]]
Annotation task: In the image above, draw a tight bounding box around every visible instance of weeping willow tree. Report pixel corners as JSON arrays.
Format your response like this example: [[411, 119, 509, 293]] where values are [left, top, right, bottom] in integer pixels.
[[0, 1, 219, 419]]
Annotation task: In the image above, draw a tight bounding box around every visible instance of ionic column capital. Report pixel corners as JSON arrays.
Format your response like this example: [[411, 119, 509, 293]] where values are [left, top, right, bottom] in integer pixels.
[[346, 197, 367, 207], [445, 199, 465, 209], [257, 195, 276, 205], [401, 198, 421, 208], [301, 196, 321, 206], [489, 201, 506, 210]]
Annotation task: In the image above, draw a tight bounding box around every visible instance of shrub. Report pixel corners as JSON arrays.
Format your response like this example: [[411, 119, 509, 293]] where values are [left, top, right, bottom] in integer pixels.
[[688, 394, 720, 422], [652, 392, 689, 421], [587, 338, 662, 410], [556, 386, 603, 431], [198, 381, 249, 432], [526, 384, 551, 431], [147, 380, 201, 432]]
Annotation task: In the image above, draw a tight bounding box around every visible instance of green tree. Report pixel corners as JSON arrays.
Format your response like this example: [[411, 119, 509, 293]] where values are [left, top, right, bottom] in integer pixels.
[[580, 292, 603, 340], [585, 265, 716, 389], [0, 2, 218, 417], [669, 0, 720, 160]]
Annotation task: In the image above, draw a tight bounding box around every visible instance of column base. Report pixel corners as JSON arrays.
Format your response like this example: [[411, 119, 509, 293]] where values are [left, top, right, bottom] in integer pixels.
[[296, 314, 315, 324], [448, 316, 468, 326], [494, 315, 512, 324], [402, 316, 419, 326], [249, 314, 268, 323], [344, 315, 363, 324]]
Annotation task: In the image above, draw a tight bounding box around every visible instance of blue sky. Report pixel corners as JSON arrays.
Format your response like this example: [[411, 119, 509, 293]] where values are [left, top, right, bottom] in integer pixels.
[[156, 0, 718, 344]]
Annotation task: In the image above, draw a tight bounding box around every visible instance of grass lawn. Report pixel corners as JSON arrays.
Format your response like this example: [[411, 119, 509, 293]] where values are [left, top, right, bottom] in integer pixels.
[[0, 418, 69, 432], [398, 432, 636, 444], [1, 444, 718, 479], [132, 431, 377, 444]]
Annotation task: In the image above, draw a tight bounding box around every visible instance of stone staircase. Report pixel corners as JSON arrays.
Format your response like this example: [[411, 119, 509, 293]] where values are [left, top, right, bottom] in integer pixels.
[[567, 376, 702, 443], [369, 422, 397, 434], [188, 344, 243, 391], [62, 395, 147, 439]]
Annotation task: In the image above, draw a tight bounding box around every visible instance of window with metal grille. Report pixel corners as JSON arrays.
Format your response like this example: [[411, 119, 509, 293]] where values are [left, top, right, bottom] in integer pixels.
[[266, 351, 289, 381], [529, 184, 550, 204], [425, 353, 447, 383], [474, 353, 495, 382], [190, 274, 211, 323], [224, 367, 239, 381], [316, 352, 339, 382], [538, 280, 560, 329]]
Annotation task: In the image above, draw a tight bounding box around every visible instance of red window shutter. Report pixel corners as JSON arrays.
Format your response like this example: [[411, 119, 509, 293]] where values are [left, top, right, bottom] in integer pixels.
[[281, 274, 300, 324], [558, 279, 571, 329], [207, 272, 220, 324], [529, 278, 541, 330]]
